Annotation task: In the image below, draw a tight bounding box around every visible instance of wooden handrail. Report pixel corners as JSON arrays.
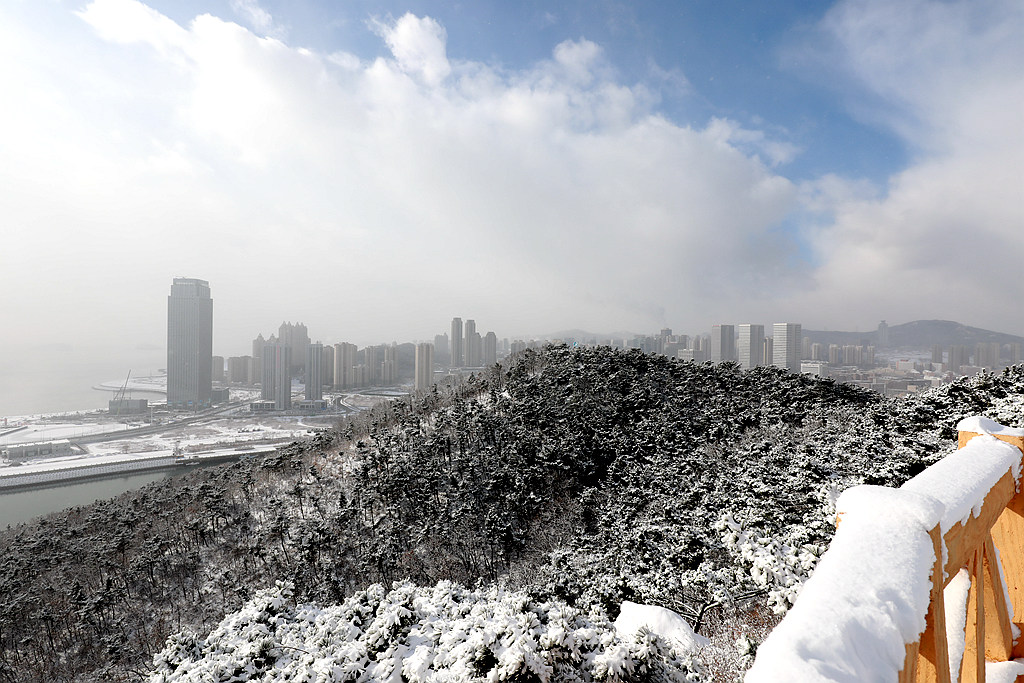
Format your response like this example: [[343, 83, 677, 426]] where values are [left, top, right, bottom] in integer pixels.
[[747, 417, 1024, 682], [902, 419, 1024, 682]]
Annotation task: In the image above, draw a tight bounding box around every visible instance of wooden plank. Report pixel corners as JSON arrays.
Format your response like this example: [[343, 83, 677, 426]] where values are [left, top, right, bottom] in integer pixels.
[[915, 525, 952, 682], [991, 489, 1024, 658], [962, 550, 986, 683], [900, 640, 920, 683], [942, 471, 1018, 586], [958, 430, 1024, 455], [981, 537, 1013, 661]]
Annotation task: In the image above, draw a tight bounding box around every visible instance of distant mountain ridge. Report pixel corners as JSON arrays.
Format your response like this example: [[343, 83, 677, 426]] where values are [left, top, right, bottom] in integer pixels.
[[804, 320, 1024, 348]]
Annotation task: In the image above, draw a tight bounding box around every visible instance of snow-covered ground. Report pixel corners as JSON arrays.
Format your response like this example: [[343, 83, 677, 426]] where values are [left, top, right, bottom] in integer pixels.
[[0, 419, 137, 446], [1, 388, 404, 473]]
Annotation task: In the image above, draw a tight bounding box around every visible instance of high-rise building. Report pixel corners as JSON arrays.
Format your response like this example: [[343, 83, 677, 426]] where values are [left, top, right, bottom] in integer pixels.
[[321, 345, 335, 387], [828, 344, 842, 365], [434, 333, 450, 366], [1010, 343, 1023, 364], [252, 333, 265, 383], [306, 343, 323, 401], [451, 318, 464, 367], [211, 356, 225, 382], [261, 342, 292, 410], [975, 342, 1001, 369], [364, 345, 381, 385], [167, 277, 213, 409], [737, 324, 764, 369], [278, 322, 310, 373], [334, 342, 357, 388], [773, 323, 802, 372], [414, 342, 434, 391], [710, 324, 736, 363], [877, 320, 890, 348], [465, 319, 479, 366], [382, 344, 397, 384], [763, 336, 774, 366], [227, 356, 252, 383], [949, 345, 968, 373], [483, 331, 497, 366]]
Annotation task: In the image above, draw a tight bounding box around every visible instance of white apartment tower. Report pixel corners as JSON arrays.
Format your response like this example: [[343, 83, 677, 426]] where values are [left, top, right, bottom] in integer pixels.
[[261, 342, 292, 410], [333, 342, 357, 388], [414, 342, 434, 391], [167, 277, 213, 409], [306, 343, 323, 401], [737, 324, 765, 369], [773, 322, 802, 373]]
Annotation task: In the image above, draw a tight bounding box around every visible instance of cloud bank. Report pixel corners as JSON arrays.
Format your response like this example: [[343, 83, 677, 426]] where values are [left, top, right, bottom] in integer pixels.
[[0, 0, 1020, 356]]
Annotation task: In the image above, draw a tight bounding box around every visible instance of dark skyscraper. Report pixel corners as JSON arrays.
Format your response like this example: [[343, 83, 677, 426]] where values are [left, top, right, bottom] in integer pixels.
[[167, 277, 213, 409]]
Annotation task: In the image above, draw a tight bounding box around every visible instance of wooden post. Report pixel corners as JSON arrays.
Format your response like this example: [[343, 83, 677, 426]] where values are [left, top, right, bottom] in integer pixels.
[[981, 537, 1014, 661], [962, 549, 987, 683], [961, 425, 1024, 661], [914, 525, 952, 683], [991, 490, 1024, 658]]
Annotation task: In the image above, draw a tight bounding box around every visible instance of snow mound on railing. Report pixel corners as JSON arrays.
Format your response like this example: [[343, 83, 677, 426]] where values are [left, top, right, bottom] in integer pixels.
[[957, 416, 1024, 438], [747, 427, 1023, 682], [902, 434, 1022, 533]]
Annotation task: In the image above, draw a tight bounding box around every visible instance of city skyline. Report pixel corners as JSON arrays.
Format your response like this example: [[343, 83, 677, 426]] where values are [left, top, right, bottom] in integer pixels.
[[1, 0, 1021, 367]]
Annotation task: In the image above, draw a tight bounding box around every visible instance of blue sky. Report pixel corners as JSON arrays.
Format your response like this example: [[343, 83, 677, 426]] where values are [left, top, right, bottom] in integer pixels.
[[1, 0, 1021, 357]]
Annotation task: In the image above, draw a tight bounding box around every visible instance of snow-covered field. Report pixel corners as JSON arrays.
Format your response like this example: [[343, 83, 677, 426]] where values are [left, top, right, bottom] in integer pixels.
[[0, 420, 129, 445], [1, 387, 405, 473]]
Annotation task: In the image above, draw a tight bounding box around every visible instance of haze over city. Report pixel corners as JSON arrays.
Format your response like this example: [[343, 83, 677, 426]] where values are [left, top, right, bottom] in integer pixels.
[[2, 0, 1022, 364]]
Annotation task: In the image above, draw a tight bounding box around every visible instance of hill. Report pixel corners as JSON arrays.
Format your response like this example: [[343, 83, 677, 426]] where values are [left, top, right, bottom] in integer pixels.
[[803, 319, 1024, 349], [1, 348, 1023, 681]]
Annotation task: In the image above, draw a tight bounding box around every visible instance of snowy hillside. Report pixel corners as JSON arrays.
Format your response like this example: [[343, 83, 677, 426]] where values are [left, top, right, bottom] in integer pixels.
[[2, 346, 1023, 682]]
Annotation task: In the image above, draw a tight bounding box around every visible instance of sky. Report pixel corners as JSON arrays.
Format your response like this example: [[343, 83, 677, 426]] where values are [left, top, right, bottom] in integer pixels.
[[1, 0, 1022, 359]]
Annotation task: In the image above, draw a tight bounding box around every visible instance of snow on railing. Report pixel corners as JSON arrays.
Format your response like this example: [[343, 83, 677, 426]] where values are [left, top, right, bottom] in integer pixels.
[[747, 416, 1024, 683]]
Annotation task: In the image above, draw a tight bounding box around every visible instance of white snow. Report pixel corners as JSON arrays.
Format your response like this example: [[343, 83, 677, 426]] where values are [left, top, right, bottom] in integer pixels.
[[901, 434, 1022, 530], [613, 600, 709, 654], [986, 659, 1024, 683], [957, 416, 1024, 438], [750, 417, 1024, 680], [747, 485, 943, 682], [943, 568, 970, 681]]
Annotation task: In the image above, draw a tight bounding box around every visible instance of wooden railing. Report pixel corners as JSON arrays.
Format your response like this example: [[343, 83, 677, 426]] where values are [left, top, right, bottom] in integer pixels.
[[748, 417, 1024, 682]]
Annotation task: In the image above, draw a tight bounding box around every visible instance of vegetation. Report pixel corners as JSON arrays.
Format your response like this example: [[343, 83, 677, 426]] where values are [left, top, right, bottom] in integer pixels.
[[2, 346, 1022, 681]]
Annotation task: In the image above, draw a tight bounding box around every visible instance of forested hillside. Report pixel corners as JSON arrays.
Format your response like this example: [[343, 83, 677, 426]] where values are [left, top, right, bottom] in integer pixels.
[[2, 347, 1023, 681]]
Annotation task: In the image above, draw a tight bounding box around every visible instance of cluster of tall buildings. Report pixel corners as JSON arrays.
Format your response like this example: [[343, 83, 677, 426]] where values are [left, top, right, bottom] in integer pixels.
[[684, 322, 804, 373], [413, 317, 502, 392], [434, 317, 499, 369], [167, 277, 1023, 412], [935, 342, 1022, 373]]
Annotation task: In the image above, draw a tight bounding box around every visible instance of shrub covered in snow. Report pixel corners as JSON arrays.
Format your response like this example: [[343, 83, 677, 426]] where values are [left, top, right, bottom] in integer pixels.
[[150, 580, 707, 682]]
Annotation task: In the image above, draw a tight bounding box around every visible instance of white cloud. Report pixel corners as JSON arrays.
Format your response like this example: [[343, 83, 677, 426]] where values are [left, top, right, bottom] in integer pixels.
[[230, 0, 275, 36], [0, 2, 810, 349], [76, 0, 188, 57], [8, 0, 1019, 358], [375, 13, 451, 86], [791, 0, 1024, 333]]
